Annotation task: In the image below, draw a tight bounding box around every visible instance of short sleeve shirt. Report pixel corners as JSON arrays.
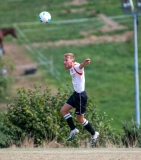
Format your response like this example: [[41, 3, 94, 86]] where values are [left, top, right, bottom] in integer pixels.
[[69, 62, 85, 93]]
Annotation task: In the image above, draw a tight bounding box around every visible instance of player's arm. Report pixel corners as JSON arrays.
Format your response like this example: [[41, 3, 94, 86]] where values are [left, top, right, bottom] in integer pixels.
[[79, 58, 91, 69]]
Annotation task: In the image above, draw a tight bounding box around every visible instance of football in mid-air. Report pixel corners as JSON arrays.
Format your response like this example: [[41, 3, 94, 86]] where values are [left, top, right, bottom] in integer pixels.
[[38, 11, 51, 24]]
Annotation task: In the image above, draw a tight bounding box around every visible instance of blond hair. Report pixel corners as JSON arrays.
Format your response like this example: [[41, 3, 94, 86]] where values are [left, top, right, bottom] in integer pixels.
[[64, 53, 75, 60]]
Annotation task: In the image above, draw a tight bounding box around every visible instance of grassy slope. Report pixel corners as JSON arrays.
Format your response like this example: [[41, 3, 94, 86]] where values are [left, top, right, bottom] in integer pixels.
[[0, 0, 141, 131]]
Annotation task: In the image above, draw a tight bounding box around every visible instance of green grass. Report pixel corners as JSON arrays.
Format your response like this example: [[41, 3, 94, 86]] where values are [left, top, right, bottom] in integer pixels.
[[1, 0, 141, 132], [0, 0, 126, 25]]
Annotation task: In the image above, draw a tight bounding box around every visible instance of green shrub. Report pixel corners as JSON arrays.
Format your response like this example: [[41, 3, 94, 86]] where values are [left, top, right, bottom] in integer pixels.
[[0, 111, 11, 148], [0, 131, 10, 148], [122, 118, 141, 147], [0, 84, 119, 147]]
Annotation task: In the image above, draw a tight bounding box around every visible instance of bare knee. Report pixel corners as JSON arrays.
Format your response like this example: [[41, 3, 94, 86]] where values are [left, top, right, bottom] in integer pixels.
[[60, 108, 67, 116], [76, 116, 85, 123], [60, 104, 72, 116]]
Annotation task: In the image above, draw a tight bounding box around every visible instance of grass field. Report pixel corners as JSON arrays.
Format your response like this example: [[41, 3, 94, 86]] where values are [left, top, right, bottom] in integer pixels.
[[1, 0, 141, 132]]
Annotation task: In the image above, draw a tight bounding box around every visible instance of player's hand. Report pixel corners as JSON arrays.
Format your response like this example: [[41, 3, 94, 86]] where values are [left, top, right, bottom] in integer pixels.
[[84, 58, 91, 65]]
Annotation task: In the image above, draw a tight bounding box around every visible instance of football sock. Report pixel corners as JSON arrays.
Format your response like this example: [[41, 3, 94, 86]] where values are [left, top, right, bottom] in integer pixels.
[[64, 113, 76, 130], [82, 119, 95, 135]]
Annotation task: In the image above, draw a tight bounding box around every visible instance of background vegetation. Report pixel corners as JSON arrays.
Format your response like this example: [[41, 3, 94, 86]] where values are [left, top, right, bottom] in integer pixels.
[[0, 0, 141, 133], [0, 84, 141, 147], [0, 55, 14, 102], [0, 85, 118, 147], [0, 85, 141, 148]]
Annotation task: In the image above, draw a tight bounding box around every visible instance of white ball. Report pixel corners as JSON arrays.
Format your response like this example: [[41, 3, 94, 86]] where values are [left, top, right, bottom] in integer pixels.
[[38, 11, 51, 24]]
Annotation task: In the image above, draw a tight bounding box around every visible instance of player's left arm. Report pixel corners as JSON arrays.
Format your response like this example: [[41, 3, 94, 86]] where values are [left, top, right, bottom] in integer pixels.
[[79, 58, 91, 69]]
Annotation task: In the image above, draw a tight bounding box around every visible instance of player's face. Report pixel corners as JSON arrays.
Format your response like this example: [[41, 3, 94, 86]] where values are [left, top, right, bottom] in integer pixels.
[[63, 57, 74, 70]]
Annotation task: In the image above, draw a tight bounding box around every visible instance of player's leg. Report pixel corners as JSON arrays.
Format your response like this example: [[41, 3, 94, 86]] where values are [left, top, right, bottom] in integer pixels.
[[60, 103, 79, 141], [76, 114, 95, 135], [60, 103, 76, 130], [75, 91, 94, 134], [75, 91, 99, 146], [76, 114, 99, 146]]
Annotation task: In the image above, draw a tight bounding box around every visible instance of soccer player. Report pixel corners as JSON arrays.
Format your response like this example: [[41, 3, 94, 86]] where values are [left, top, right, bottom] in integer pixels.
[[60, 53, 99, 146]]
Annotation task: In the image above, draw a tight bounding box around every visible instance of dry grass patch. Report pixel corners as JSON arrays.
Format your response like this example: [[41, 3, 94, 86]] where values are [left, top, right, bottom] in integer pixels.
[[64, 0, 88, 6]]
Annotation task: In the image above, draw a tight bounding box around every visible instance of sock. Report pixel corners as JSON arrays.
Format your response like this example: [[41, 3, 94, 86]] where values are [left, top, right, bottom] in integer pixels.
[[64, 113, 76, 130], [82, 119, 95, 135]]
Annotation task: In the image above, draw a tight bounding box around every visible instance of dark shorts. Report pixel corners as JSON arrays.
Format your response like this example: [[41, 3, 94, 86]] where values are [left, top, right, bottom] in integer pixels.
[[66, 91, 88, 115]]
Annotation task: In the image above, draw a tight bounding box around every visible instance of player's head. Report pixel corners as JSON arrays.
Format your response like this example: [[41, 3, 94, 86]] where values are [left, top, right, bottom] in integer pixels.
[[64, 53, 75, 70], [64, 53, 75, 60]]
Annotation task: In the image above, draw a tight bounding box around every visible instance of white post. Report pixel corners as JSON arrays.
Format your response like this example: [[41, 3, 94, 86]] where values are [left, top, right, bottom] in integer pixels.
[[133, 12, 140, 125], [121, 0, 140, 125]]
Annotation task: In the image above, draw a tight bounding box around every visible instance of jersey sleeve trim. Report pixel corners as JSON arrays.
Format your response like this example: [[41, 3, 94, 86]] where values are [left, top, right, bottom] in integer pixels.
[[73, 67, 83, 75]]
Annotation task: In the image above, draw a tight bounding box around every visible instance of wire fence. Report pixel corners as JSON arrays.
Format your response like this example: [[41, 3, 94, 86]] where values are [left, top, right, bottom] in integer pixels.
[[13, 23, 61, 81]]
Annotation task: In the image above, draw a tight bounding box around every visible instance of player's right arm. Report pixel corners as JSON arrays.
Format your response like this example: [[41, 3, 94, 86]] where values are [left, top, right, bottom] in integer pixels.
[[79, 58, 91, 69]]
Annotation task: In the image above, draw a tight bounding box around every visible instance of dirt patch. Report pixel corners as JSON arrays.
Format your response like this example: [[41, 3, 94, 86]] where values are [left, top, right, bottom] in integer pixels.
[[98, 14, 127, 32], [4, 42, 37, 90], [0, 148, 141, 160], [61, 8, 85, 14], [64, 0, 88, 6], [32, 31, 133, 48], [4, 42, 36, 76], [3, 42, 57, 94]]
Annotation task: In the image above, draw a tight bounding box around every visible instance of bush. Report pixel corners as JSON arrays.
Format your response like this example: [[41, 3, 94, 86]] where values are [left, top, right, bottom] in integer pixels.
[[122, 118, 141, 147], [0, 131, 10, 148], [0, 84, 119, 147], [0, 111, 10, 148]]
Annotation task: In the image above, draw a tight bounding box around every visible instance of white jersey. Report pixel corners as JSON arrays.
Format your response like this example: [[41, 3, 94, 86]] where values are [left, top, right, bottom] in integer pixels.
[[69, 62, 85, 93]]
